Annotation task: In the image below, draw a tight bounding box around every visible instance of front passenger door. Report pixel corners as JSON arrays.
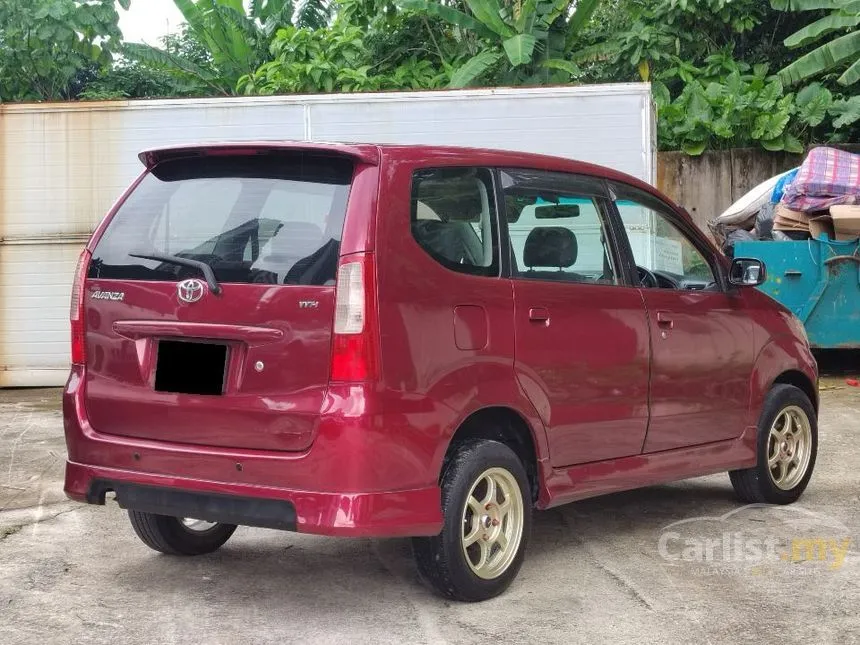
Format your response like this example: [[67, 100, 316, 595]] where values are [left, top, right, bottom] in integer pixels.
[[611, 182, 754, 452]]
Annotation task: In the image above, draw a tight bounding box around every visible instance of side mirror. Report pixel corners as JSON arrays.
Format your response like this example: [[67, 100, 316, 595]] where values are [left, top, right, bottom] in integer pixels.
[[729, 257, 766, 287]]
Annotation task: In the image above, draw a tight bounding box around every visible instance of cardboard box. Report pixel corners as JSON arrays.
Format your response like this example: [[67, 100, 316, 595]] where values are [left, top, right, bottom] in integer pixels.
[[773, 203, 810, 232], [809, 215, 835, 240], [830, 205, 860, 241], [775, 203, 809, 223]]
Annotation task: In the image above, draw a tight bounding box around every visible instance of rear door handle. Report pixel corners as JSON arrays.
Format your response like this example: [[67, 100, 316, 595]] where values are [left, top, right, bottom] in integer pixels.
[[529, 307, 550, 322], [656, 311, 674, 328]]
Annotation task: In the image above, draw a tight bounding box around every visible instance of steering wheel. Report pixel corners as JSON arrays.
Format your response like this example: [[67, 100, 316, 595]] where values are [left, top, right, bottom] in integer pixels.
[[637, 266, 660, 289]]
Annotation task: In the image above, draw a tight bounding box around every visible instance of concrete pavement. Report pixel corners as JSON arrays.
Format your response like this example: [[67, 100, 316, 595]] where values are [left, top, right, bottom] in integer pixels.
[[1, 385, 858, 644]]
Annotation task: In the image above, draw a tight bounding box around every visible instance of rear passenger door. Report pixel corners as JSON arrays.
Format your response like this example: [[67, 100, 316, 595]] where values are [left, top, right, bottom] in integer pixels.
[[501, 169, 651, 467]]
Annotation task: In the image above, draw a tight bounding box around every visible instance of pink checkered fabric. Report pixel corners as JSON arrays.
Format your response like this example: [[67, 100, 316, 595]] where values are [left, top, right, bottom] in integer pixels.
[[782, 147, 860, 212]]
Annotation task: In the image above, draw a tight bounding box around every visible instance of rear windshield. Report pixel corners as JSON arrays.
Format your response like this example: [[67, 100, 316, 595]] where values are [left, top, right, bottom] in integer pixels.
[[89, 153, 354, 286]]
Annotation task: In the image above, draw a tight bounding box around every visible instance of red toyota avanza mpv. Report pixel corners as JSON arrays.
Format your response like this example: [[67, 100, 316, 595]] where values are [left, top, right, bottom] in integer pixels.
[[64, 143, 818, 601]]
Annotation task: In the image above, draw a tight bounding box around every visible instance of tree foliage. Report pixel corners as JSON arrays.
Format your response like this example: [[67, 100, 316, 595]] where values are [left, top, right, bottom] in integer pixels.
[[79, 27, 214, 99], [398, 0, 598, 87], [239, 18, 450, 93], [0, 0, 128, 101], [772, 0, 860, 86], [124, 0, 331, 95], [579, 0, 859, 152], [654, 57, 806, 154], [1, 0, 856, 154]]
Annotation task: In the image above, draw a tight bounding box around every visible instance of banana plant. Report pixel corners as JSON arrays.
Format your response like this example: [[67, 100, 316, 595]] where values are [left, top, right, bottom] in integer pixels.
[[772, 0, 860, 86], [124, 0, 331, 94], [398, 0, 601, 88]]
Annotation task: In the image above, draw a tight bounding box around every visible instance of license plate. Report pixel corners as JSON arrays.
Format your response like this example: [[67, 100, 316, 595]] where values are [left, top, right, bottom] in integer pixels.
[[154, 340, 227, 395]]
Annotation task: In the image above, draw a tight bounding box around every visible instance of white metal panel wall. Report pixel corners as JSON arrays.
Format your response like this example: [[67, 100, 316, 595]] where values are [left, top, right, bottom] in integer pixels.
[[0, 85, 653, 386], [307, 85, 653, 181], [1, 100, 307, 240], [0, 244, 82, 386], [0, 99, 306, 386]]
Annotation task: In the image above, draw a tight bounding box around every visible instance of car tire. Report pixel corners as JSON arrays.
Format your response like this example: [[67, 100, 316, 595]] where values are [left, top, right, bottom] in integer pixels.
[[127, 511, 237, 555], [412, 439, 531, 602], [729, 384, 817, 505]]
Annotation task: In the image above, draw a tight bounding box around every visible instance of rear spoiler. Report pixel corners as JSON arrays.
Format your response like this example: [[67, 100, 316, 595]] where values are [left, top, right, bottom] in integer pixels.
[[138, 142, 380, 169]]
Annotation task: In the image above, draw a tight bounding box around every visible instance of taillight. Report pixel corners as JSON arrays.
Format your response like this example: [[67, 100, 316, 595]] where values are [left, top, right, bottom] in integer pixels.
[[330, 253, 378, 382], [70, 249, 92, 366]]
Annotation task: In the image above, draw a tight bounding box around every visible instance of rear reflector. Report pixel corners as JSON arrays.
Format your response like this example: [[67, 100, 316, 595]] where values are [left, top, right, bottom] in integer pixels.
[[331, 254, 378, 382], [70, 249, 92, 365]]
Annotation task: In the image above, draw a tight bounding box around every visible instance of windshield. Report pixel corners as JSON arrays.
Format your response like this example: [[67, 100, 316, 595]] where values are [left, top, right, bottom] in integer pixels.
[[89, 153, 353, 286]]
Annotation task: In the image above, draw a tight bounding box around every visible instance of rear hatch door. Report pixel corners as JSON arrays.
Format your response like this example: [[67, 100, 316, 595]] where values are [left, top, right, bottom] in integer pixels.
[[83, 150, 356, 451]]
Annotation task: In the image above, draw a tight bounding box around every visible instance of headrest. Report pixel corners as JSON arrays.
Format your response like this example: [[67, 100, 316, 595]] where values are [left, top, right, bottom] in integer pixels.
[[523, 227, 577, 268], [412, 220, 478, 265], [264, 222, 323, 257]]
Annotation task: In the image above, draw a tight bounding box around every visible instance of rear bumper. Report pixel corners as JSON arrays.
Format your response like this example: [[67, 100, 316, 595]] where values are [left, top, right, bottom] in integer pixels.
[[65, 461, 441, 537], [63, 367, 444, 538]]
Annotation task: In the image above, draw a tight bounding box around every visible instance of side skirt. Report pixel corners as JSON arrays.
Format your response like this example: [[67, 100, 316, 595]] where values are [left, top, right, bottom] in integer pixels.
[[539, 426, 757, 509]]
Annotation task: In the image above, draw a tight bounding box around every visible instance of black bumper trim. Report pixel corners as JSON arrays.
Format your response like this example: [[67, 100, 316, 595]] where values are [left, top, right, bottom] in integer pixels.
[[89, 480, 297, 531]]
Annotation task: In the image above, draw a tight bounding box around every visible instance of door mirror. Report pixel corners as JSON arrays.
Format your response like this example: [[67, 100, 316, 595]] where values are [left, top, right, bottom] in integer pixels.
[[729, 257, 766, 287]]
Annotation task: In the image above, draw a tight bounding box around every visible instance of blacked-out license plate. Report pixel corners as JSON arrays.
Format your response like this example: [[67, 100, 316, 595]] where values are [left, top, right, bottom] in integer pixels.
[[154, 340, 227, 395]]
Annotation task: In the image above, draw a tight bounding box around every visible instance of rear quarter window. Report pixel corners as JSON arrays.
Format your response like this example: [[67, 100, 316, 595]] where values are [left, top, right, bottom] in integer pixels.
[[409, 167, 499, 276], [89, 154, 353, 286]]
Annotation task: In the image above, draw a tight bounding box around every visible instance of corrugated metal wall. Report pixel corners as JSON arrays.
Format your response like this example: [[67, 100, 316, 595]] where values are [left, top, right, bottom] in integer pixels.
[[0, 84, 654, 386]]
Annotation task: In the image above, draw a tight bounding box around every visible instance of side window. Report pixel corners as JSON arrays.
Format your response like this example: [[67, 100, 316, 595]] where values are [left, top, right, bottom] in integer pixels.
[[501, 169, 618, 285], [612, 182, 718, 290], [410, 167, 498, 276]]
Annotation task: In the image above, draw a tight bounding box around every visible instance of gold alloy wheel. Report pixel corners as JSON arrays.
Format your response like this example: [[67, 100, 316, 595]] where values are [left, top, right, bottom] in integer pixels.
[[461, 467, 524, 580], [767, 405, 813, 491]]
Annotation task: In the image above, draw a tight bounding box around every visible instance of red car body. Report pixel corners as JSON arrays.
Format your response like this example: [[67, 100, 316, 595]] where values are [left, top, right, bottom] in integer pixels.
[[63, 142, 818, 539]]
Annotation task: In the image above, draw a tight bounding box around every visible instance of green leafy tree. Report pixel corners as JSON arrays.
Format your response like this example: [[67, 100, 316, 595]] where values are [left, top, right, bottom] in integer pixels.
[[0, 0, 129, 101], [653, 58, 859, 154], [78, 62, 183, 100], [397, 0, 601, 88], [772, 0, 860, 86], [124, 0, 331, 95], [578, 0, 782, 83], [293, 0, 335, 27], [579, 0, 858, 153], [239, 20, 450, 93], [654, 58, 804, 154], [241, 25, 372, 93], [79, 28, 215, 99], [793, 81, 860, 130], [241, 0, 457, 94], [335, 0, 457, 72]]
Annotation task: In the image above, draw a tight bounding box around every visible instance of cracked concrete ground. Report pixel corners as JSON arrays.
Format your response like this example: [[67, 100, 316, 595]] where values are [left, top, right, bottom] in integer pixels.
[[1, 382, 859, 645]]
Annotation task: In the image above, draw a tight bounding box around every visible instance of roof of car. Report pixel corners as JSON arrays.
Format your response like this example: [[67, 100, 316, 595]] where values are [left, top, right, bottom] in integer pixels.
[[137, 141, 678, 218], [140, 141, 632, 180]]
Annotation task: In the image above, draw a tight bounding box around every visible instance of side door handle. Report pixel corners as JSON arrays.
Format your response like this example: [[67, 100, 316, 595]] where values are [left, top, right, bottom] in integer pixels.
[[529, 307, 550, 323], [656, 311, 674, 328]]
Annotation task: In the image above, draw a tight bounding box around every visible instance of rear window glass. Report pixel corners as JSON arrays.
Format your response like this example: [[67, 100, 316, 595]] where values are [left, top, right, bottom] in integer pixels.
[[89, 154, 353, 286]]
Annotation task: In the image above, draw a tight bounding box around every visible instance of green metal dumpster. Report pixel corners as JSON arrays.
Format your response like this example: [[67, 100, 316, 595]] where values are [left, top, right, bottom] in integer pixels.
[[734, 237, 860, 349]]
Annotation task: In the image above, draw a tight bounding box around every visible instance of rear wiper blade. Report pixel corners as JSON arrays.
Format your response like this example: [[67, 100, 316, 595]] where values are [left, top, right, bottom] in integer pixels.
[[129, 251, 222, 295]]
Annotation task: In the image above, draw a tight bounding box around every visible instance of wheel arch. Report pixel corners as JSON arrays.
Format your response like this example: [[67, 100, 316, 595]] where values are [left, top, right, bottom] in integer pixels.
[[773, 369, 819, 414], [750, 336, 819, 426], [442, 406, 543, 503]]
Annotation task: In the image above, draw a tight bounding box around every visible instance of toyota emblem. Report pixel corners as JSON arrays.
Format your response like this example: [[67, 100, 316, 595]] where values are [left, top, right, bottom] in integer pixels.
[[177, 278, 206, 304]]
